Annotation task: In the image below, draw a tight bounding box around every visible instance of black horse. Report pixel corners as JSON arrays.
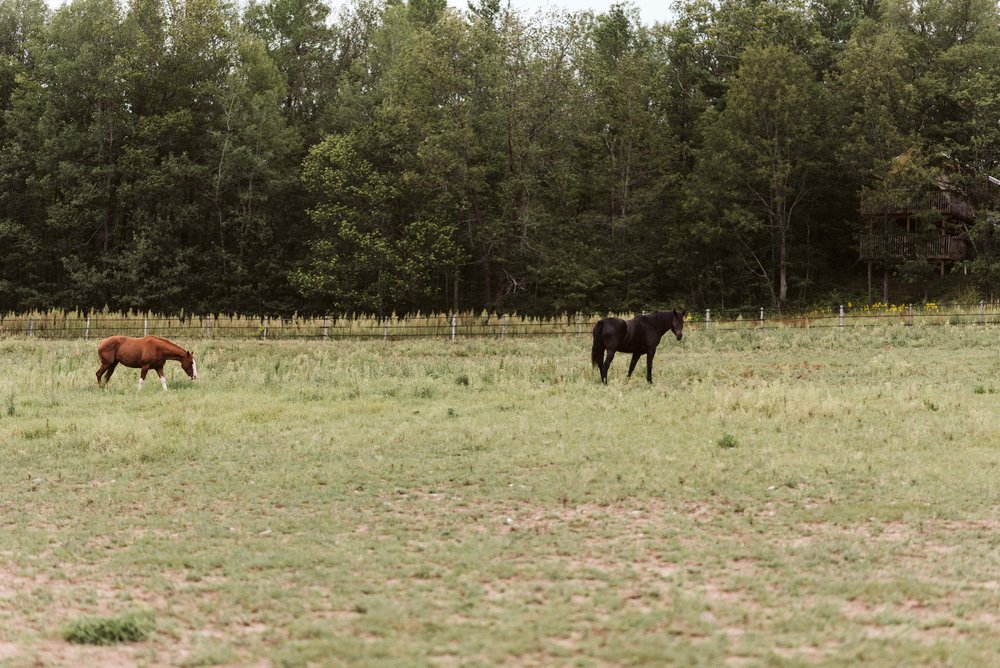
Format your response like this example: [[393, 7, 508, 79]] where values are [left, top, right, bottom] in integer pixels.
[[591, 310, 685, 384]]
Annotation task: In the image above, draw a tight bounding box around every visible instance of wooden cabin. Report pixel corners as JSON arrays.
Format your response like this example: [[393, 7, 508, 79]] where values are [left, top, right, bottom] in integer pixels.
[[858, 153, 997, 302]]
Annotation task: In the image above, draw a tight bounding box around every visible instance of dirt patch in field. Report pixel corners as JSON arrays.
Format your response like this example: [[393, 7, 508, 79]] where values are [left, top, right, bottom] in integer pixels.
[[5, 491, 998, 665], [382, 492, 1000, 662], [0, 564, 220, 667], [9, 641, 149, 668]]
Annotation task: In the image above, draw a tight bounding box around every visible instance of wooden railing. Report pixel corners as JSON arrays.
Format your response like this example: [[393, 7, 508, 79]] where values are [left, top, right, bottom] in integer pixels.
[[860, 191, 975, 221], [859, 233, 966, 261]]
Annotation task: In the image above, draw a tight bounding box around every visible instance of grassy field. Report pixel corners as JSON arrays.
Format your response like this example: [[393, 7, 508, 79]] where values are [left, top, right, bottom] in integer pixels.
[[1, 328, 999, 666]]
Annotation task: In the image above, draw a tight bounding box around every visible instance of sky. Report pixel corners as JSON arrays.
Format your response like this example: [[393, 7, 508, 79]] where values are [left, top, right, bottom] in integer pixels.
[[41, 0, 674, 27], [447, 0, 674, 25]]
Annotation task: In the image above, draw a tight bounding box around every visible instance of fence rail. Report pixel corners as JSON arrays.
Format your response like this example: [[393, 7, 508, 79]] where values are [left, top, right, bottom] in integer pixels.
[[2, 305, 999, 341]]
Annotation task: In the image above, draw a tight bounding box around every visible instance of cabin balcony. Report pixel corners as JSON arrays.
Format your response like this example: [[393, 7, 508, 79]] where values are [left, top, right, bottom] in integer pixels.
[[859, 233, 967, 262], [860, 191, 975, 222]]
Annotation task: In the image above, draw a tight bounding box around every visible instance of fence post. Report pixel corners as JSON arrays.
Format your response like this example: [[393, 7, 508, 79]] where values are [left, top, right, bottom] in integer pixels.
[[143, 314, 148, 336], [383, 317, 389, 341], [205, 316, 211, 338], [451, 313, 457, 342], [501, 313, 506, 340], [839, 305, 844, 330], [323, 316, 329, 339], [85, 315, 91, 339], [908, 304, 913, 327], [705, 309, 711, 333], [263, 316, 268, 339], [577, 313, 582, 336], [759, 307, 764, 329], [980, 301, 985, 326], [28, 317, 34, 337]]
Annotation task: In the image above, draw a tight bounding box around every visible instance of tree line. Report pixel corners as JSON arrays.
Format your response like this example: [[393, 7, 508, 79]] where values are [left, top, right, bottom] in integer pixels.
[[1, 0, 999, 316]]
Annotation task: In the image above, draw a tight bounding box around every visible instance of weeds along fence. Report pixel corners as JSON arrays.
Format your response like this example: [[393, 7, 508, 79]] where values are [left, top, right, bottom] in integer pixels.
[[2, 304, 1000, 340], [0, 311, 596, 340]]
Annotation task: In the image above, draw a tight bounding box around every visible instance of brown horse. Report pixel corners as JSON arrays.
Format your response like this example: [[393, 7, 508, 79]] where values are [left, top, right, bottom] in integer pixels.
[[96, 335, 198, 391]]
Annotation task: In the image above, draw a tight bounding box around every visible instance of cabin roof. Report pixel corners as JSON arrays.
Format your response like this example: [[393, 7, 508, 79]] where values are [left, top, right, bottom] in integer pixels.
[[861, 151, 1000, 222]]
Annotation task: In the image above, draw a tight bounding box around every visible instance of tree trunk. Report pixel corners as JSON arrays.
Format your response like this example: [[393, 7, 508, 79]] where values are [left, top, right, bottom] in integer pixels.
[[778, 222, 788, 303], [779, 246, 788, 302], [482, 254, 492, 310]]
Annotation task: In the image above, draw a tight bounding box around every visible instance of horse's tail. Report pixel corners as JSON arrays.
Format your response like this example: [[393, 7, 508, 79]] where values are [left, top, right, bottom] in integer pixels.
[[591, 320, 605, 368]]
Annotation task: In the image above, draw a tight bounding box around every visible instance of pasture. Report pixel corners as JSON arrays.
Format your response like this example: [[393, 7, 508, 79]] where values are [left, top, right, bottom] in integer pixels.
[[1, 328, 999, 666]]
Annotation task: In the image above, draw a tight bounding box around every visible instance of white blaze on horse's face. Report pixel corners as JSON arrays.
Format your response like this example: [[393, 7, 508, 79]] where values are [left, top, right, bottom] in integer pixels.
[[183, 351, 198, 380]]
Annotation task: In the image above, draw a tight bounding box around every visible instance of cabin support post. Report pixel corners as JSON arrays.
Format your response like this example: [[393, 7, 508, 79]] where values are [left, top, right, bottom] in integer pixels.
[[867, 261, 872, 304]]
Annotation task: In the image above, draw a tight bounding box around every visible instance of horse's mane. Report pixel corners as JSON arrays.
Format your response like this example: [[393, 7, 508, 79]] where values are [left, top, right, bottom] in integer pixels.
[[148, 335, 188, 354], [641, 311, 672, 324], [639, 310, 682, 334]]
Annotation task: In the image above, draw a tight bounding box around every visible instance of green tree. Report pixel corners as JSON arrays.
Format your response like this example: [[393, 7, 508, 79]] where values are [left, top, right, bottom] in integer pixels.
[[0, 0, 302, 313], [294, 128, 460, 313], [2, 0, 129, 307], [0, 0, 47, 309], [692, 44, 830, 308], [244, 0, 337, 142], [565, 5, 680, 309]]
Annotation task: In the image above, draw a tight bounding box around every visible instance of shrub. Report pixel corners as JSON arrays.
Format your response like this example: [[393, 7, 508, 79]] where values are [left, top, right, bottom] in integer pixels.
[[63, 613, 153, 645], [717, 434, 738, 449]]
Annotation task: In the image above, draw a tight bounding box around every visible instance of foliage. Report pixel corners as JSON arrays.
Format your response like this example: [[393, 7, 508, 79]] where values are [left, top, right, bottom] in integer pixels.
[[1, 0, 1000, 313], [690, 43, 831, 309]]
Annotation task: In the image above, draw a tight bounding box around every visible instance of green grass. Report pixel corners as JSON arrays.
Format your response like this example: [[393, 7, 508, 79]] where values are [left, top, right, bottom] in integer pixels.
[[1, 329, 999, 665]]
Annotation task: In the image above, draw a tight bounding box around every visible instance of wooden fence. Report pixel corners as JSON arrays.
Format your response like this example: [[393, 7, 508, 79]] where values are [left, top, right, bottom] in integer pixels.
[[2, 305, 999, 340]]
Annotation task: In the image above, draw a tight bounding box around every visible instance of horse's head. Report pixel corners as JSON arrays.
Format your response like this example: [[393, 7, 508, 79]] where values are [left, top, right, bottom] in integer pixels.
[[671, 309, 686, 340], [181, 350, 198, 380]]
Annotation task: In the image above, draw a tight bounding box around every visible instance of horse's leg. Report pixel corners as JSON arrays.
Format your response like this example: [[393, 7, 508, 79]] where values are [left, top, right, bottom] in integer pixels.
[[104, 361, 119, 385], [96, 363, 109, 385], [601, 350, 616, 385], [156, 366, 168, 392], [646, 349, 656, 384], [139, 366, 150, 391], [627, 353, 642, 379]]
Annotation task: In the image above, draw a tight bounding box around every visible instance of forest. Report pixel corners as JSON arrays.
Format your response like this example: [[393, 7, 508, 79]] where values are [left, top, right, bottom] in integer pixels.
[[1, 0, 999, 316]]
